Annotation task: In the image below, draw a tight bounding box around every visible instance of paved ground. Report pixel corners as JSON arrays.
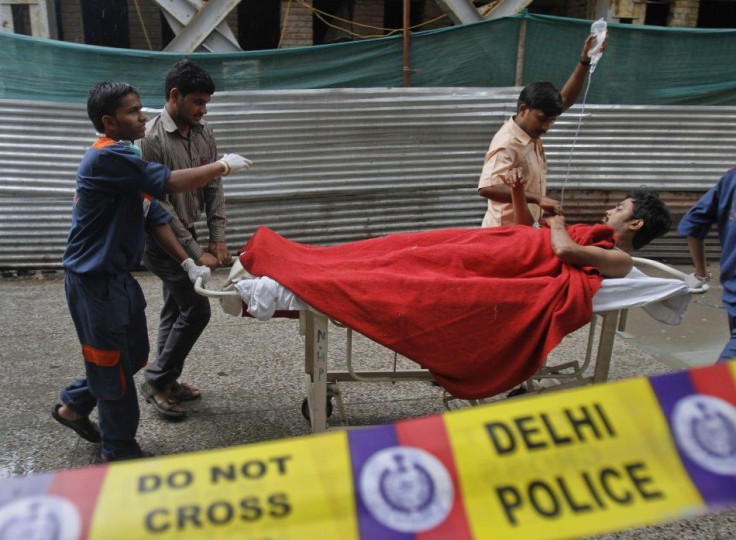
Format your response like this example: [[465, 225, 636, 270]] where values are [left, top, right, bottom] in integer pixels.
[[0, 266, 734, 538]]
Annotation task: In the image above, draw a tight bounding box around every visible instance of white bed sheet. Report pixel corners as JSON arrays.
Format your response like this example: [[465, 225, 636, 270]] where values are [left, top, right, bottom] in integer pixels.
[[593, 266, 691, 325]]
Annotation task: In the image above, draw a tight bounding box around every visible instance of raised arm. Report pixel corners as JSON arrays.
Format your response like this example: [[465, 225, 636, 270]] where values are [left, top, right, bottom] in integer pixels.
[[505, 167, 537, 226], [559, 34, 607, 111], [546, 215, 633, 278]]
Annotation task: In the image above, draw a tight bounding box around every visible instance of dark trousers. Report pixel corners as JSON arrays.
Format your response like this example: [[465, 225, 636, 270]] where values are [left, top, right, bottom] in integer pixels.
[[718, 312, 736, 362], [142, 235, 211, 390], [62, 271, 148, 458]]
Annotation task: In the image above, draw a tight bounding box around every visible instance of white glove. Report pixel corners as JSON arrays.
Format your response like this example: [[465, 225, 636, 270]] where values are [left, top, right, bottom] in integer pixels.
[[181, 258, 211, 285], [218, 154, 252, 176], [684, 272, 708, 289]]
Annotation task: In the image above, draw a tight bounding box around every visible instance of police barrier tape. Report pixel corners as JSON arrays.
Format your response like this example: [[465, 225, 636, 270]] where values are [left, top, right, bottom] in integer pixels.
[[1, 362, 735, 539]]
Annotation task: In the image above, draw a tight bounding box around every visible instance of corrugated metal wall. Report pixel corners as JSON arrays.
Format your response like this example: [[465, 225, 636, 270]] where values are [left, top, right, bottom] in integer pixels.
[[1, 88, 733, 269]]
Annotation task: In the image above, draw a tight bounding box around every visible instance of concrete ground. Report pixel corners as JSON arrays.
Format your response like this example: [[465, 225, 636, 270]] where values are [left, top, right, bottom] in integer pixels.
[[0, 266, 734, 538]]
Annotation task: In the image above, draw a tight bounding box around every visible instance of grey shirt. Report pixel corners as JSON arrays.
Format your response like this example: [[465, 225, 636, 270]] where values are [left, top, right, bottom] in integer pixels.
[[141, 107, 226, 260]]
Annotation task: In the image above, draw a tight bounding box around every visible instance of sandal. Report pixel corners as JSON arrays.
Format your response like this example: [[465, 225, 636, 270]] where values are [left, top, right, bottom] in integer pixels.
[[140, 383, 186, 419], [170, 381, 201, 401], [51, 404, 101, 443]]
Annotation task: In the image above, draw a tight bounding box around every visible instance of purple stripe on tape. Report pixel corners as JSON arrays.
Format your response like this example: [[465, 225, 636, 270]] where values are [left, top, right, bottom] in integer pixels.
[[349, 425, 414, 540], [650, 370, 736, 509], [0, 472, 55, 508]]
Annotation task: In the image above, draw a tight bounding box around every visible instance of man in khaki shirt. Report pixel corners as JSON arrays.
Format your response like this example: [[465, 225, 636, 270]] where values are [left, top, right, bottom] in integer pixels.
[[478, 34, 605, 227], [140, 60, 248, 419]]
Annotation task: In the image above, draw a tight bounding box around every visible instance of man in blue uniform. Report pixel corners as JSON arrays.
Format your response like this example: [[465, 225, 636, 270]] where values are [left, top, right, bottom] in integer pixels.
[[678, 167, 736, 362], [51, 81, 251, 462]]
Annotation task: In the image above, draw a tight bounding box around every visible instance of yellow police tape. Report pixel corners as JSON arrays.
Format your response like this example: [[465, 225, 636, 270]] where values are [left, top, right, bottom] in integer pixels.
[[90, 433, 358, 538], [448, 377, 702, 538], [1, 362, 734, 539]]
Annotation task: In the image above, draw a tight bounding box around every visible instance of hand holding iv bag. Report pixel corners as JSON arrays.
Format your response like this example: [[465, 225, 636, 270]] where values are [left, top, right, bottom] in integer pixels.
[[589, 19, 607, 72]]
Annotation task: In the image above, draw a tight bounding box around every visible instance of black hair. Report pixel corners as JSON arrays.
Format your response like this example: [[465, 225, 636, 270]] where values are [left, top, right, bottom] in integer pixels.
[[628, 188, 673, 250], [164, 60, 215, 100], [86, 81, 139, 133], [517, 82, 564, 117]]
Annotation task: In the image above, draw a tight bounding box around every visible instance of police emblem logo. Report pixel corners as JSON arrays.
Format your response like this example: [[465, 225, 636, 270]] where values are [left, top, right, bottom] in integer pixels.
[[358, 446, 454, 533], [0, 495, 81, 540], [672, 394, 736, 475]]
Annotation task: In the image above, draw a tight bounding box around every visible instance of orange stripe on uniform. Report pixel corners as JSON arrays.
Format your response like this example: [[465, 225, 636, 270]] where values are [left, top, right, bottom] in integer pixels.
[[82, 345, 120, 367], [92, 136, 117, 150]]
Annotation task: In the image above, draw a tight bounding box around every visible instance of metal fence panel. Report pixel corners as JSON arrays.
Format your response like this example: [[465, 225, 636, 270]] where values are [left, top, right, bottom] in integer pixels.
[[1, 88, 733, 269]]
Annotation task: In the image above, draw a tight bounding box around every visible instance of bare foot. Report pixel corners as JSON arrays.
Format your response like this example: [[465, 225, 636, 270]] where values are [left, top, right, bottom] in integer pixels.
[[57, 404, 83, 422]]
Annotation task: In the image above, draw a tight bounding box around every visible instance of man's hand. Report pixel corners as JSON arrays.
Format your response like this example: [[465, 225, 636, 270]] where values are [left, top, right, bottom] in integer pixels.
[[545, 213, 634, 278], [181, 258, 211, 285], [502, 167, 525, 189], [539, 196, 562, 216], [197, 252, 218, 271], [218, 154, 252, 176], [208, 241, 231, 267], [581, 33, 608, 63], [544, 214, 566, 229]]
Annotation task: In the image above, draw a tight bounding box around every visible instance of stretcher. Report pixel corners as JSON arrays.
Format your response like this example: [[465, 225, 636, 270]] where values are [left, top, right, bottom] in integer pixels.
[[195, 257, 706, 433]]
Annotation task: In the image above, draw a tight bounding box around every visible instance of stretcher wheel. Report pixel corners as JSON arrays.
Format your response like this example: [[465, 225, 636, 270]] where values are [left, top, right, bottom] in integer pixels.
[[301, 396, 334, 422]]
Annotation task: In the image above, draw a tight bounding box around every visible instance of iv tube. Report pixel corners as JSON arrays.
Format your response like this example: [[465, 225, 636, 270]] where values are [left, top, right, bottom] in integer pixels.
[[559, 64, 594, 209], [559, 20, 605, 208]]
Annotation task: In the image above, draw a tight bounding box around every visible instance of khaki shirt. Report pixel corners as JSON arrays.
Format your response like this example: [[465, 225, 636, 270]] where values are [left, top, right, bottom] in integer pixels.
[[141, 108, 225, 260], [478, 117, 547, 227]]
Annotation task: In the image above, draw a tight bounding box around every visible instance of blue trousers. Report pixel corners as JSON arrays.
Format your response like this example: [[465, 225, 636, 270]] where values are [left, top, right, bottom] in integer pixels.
[[717, 312, 736, 363], [61, 271, 149, 459]]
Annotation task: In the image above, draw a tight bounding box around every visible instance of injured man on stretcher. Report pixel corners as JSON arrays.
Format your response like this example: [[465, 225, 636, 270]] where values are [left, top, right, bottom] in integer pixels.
[[228, 173, 674, 400]]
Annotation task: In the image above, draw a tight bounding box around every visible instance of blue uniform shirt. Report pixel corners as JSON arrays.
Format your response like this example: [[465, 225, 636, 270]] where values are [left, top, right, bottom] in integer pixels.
[[63, 137, 171, 274], [678, 167, 736, 315]]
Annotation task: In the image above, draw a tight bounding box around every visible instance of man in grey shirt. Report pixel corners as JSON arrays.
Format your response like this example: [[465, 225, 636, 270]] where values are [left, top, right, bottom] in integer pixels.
[[140, 60, 243, 418]]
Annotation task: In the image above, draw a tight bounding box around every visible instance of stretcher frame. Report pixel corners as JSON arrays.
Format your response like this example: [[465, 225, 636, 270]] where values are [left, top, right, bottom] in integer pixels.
[[195, 257, 704, 433]]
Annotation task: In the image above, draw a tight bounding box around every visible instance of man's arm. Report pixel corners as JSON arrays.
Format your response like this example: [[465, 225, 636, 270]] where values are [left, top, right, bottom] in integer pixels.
[[146, 199, 191, 264], [678, 179, 722, 284], [479, 184, 561, 216], [505, 167, 536, 226], [152, 223, 211, 284], [163, 156, 247, 267], [155, 196, 218, 269], [161, 152, 250, 194], [151, 222, 189, 263], [478, 146, 561, 215], [686, 236, 708, 278], [203, 128, 229, 265], [559, 34, 604, 111], [546, 215, 633, 278], [204, 183, 229, 265], [166, 160, 234, 193]]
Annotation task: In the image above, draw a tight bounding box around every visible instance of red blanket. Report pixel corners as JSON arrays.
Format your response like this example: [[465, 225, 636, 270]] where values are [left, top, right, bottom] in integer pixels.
[[240, 224, 615, 399]]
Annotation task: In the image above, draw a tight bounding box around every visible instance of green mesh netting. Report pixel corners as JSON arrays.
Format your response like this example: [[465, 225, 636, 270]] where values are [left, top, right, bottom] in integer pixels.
[[1, 13, 735, 107]]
